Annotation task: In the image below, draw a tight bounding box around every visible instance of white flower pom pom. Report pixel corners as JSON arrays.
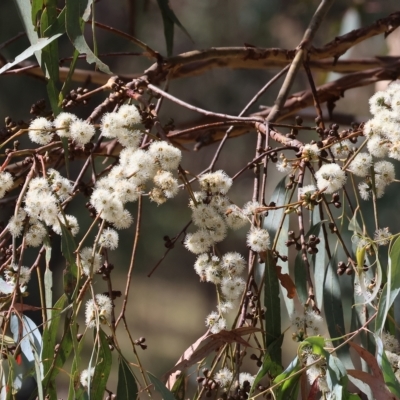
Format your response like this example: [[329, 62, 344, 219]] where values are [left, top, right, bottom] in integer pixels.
[[214, 367, 233, 389], [184, 229, 214, 254], [54, 112, 77, 138], [85, 294, 113, 328], [302, 143, 320, 161], [117, 104, 142, 127], [148, 141, 182, 171], [0, 171, 13, 199], [347, 153, 373, 177], [315, 163, 346, 193], [224, 205, 248, 230], [199, 170, 233, 194], [80, 367, 95, 387], [221, 276, 246, 300], [246, 227, 270, 252], [69, 119, 96, 146], [99, 228, 119, 250], [79, 247, 102, 276], [29, 117, 54, 145]]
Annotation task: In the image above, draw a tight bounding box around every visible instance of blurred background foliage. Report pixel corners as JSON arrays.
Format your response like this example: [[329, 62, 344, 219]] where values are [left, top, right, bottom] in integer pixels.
[[0, 0, 400, 396]]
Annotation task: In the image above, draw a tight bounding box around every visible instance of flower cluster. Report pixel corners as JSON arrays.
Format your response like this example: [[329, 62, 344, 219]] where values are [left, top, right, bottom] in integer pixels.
[[7, 169, 77, 247], [213, 367, 255, 393], [352, 82, 400, 199], [30, 113, 96, 145], [301, 346, 330, 394], [199, 252, 246, 333], [90, 107, 181, 235]]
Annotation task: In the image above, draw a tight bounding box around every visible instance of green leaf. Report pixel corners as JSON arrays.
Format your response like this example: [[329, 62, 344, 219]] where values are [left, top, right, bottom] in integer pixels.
[[117, 358, 138, 399], [148, 372, 177, 400], [156, 0, 192, 56], [171, 372, 185, 400], [60, 220, 78, 299], [42, 295, 71, 395], [65, 0, 111, 74], [324, 256, 348, 356], [249, 336, 283, 397], [376, 235, 400, 334], [90, 329, 112, 400], [13, 0, 42, 65], [375, 334, 400, 397], [294, 252, 307, 305], [31, 0, 43, 26], [273, 357, 301, 400], [264, 249, 281, 365], [0, 34, 62, 75], [312, 211, 327, 308]]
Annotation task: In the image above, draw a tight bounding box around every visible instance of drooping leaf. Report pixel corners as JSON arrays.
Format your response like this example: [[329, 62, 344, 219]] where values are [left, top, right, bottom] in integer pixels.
[[60, 221, 78, 299], [90, 329, 112, 400], [249, 335, 283, 397], [65, 0, 111, 74], [376, 236, 400, 334], [294, 252, 307, 305], [155, 0, 192, 56], [0, 34, 62, 75], [148, 372, 177, 400], [273, 357, 301, 400], [312, 210, 327, 308], [375, 334, 400, 397], [324, 256, 348, 358], [42, 295, 70, 395], [171, 372, 185, 400], [13, 0, 42, 65], [264, 249, 281, 365], [116, 358, 138, 399]]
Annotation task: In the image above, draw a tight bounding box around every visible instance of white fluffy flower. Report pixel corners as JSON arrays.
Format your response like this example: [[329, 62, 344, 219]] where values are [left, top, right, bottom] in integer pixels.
[[194, 253, 212, 280], [25, 222, 47, 247], [367, 135, 389, 158], [8, 209, 27, 237], [347, 153, 373, 177], [205, 312, 226, 334], [382, 332, 400, 353], [29, 117, 54, 145], [184, 229, 214, 254], [153, 170, 179, 198], [48, 169, 73, 201], [198, 170, 232, 194], [52, 214, 79, 237], [315, 163, 346, 193], [85, 294, 113, 328], [0, 171, 13, 199], [331, 140, 351, 158], [80, 367, 95, 387], [224, 205, 248, 230], [276, 160, 293, 173], [54, 112, 77, 138], [79, 247, 102, 276], [221, 276, 246, 300], [148, 141, 182, 171], [369, 90, 391, 115], [117, 104, 142, 127], [221, 252, 246, 276], [246, 228, 270, 252], [374, 160, 395, 185], [239, 372, 255, 388], [302, 144, 320, 161], [99, 228, 119, 250], [214, 367, 233, 389], [374, 227, 391, 246], [69, 119, 96, 145], [299, 184, 316, 197], [358, 182, 371, 201]]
